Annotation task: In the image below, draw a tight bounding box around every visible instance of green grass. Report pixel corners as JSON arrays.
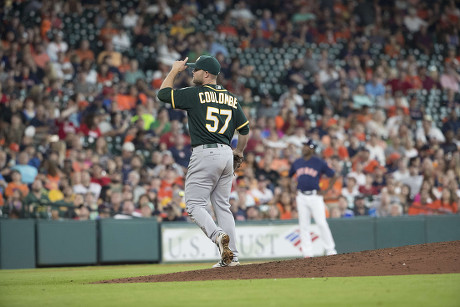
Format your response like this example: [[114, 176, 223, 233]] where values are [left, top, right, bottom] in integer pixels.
[[0, 264, 459, 307]]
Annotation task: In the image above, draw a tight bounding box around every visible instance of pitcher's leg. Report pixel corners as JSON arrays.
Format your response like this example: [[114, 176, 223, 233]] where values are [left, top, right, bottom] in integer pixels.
[[296, 193, 313, 257], [310, 195, 336, 253], [185, 151, 222, 241], [210, 152, 238, 258]]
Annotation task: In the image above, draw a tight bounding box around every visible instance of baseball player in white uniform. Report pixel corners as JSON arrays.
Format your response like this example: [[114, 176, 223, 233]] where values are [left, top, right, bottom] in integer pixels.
[[289, 139, 338, 258]]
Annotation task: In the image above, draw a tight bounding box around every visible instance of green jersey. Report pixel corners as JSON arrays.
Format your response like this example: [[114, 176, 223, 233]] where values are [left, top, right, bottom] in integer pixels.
[[23, 191, 50, 219], [158, 84, 249, 147]]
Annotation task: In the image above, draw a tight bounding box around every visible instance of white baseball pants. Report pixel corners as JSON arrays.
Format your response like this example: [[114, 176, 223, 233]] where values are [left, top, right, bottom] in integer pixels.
[[296, 192, 337, 257]]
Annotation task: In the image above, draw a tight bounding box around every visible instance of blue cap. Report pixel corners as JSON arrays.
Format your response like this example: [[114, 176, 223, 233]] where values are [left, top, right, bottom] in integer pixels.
[[302, 139, 317, 149]]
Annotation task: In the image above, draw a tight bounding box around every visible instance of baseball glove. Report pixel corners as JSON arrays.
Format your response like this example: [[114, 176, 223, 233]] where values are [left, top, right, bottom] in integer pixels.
[[233, 154, 244, 171]]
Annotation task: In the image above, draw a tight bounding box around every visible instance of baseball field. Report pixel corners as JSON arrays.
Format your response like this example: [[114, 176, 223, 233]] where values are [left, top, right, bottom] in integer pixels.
[[1, 241, 459, 306]]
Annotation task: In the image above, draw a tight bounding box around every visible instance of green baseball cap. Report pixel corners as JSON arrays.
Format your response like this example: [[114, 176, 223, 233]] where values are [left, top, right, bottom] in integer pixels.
[[186, 55, 220, 75]]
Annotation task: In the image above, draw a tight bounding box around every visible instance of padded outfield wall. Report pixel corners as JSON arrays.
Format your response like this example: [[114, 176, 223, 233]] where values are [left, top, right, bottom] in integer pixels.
[[0, 216, 459, 269]]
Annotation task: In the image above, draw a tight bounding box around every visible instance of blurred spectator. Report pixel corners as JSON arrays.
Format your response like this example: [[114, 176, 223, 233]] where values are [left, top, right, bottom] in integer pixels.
[[276, 191, 294, 220], [139, 200, 154, 218], [257, 93, 279, 119], [0, 0, 459, 223], [250, 174, 274, 206], [401, 158, 423, 197], [29, 104, 50, 139], [24, 177, 51, 216], [46, 31, 68, 62], [352, 194, 370, 216], [156, 34, 181, 66], [441, 130, 458, 155], [73, 170, 102, 199], [76, 204, 91, 220], [32, 43, 50, 69], [99, 20, 119, 44], [403, 7, 427, 33], [365, 76, 385, 99], [246, 206, 262, 221], [123, 8, 139, 29], [97, 42, 122, 67], [333, 195, 354, 218], [323, 135, 349, 161], [230, 2, 254, 21], [366, 109, 388, 139], [441, 112, 460, 135], [341, 175, 359, 208], [390, 202, 403, 217], [347, 162, 366, 187], [53, 52, 74, 81], [160, 120, 187, 149], [371, 165, 387, 193], [208, 34, 229, 58], [162, 202, 186, 222], [124, 59, 145, 85], [74, 39, 94, 62], [151, 108, 171, 136], [438, 188, 458, 214], [408, 189, 440, 215], [5, 170, 29, 199], [366, 132, 386, 166], [267, 204, 280, 220], [321, 155, 343, 205], [112, 28, 131, 52], [416, 115, 446, 144], [115, 199, 142, 219], [279, 85, 304, 114], [373, 188, 397, 217], [5, 113, 25, 146], [11, 151, 38, 184], [169, 134, 192, 169], [108, 191, 123, 216], [392, 157, 410, 182], [98, 203, 111, 219], [414, 25, 433, 55], [352, 85, 373, 109], [126, 170, 145, 203], [230, 193, 246, 221], [231, 177, 255, 212]]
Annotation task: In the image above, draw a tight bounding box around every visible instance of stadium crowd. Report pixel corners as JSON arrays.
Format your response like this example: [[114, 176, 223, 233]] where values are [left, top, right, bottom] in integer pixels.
[[0, 0, 459, 222]]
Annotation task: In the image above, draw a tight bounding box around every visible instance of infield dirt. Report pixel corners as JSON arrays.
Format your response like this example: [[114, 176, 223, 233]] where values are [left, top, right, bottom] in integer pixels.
[[98, 240, 460, 283]]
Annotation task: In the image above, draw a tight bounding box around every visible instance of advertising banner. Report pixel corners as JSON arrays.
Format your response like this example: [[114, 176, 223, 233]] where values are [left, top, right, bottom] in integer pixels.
[[162, 223, 325, 262]]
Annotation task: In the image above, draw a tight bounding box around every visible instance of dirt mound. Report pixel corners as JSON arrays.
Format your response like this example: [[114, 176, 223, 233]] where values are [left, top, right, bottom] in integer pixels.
[[98, 241, 460, 283]]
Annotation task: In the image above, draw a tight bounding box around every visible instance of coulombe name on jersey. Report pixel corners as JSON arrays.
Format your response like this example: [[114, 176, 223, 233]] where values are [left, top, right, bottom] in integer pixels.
[[198, 91, 238, 109]]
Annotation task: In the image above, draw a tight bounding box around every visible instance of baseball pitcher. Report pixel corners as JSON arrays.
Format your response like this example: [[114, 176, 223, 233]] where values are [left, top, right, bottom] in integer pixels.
[[289, 139, 338, 258], [157, 55, 249, 267]]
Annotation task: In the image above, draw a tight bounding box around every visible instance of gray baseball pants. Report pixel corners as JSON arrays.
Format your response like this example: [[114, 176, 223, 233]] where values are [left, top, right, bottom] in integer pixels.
[[185, 143, 239, 260]]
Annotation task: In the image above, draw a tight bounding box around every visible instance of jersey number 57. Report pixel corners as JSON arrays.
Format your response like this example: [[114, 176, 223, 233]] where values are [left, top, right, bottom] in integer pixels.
[[206, 106, 232, 134]]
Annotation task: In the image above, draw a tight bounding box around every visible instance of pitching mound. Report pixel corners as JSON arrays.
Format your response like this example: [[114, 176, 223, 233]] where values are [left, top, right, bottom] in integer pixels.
[[98, 241, 460, 283]]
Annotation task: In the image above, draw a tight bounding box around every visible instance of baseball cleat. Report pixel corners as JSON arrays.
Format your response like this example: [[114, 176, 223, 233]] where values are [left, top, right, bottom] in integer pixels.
[[216, 232, 233, 266], [212, 260, 240, 268], [326, 249, 337, 256]]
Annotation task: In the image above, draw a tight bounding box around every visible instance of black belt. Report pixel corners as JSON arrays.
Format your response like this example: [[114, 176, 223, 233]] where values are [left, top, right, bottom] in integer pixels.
[[299, 190, 317, 195], [192, 143, 228, 149]]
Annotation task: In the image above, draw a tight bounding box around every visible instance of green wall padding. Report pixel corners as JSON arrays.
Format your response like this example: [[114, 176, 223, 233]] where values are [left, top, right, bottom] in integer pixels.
[[99, 219, 160, 263], [375, 216, 426, 248], [36, 220, 97, 266], [0, 219, 35, 269], [425, 215, 460, 243], [328, 217, 376, 253]]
